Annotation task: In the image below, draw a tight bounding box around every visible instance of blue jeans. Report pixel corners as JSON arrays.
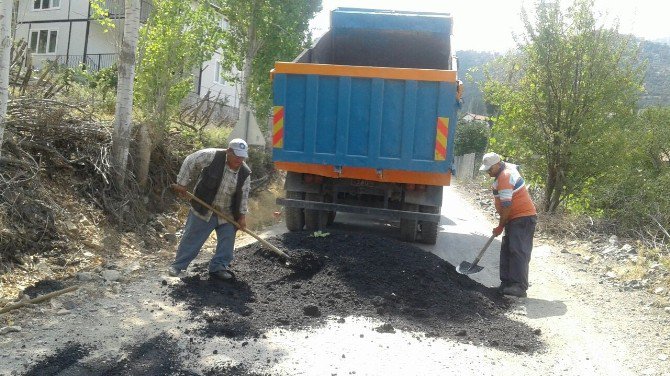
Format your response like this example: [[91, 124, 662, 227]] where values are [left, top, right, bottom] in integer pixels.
[[171, 209, 237, 273]]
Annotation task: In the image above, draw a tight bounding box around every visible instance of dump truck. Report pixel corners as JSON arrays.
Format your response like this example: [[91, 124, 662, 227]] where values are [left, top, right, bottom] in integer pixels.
[[271, 8, 462, 244]]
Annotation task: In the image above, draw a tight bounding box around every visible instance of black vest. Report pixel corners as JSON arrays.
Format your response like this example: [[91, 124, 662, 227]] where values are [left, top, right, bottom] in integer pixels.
[[191, 150, 251, 220]]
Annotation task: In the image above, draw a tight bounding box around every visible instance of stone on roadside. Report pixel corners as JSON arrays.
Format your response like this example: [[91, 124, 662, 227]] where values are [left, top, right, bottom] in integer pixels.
[[0, 326, 22, 335], [65, 221, 78, 231], [101, 269, 122, 282], [77, 272, 95, 281], [620, 244, 634, 254]]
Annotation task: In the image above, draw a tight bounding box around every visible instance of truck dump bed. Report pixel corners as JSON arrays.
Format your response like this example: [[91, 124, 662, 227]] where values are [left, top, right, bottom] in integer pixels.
[[272, 8, 459, 186]]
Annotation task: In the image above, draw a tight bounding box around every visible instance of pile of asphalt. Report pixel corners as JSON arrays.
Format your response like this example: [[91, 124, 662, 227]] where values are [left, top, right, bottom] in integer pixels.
[[169, 230, 542, 353]]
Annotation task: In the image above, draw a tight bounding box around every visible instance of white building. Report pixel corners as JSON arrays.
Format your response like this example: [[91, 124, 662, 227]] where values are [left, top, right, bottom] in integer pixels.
[[13, 0, 239, 109]]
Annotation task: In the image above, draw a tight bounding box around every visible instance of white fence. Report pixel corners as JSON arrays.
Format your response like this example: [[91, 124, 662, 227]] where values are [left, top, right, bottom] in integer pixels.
[[454, 152, 476, 181]]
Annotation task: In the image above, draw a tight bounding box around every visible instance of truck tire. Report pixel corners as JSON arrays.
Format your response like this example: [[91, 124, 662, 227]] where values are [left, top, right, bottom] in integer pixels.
[[305, 193, 327, 231], [327, 211, 336, 225], [285, 191, 304, 231], [400, 204, 418, 242], [418, 205, 440, 245]]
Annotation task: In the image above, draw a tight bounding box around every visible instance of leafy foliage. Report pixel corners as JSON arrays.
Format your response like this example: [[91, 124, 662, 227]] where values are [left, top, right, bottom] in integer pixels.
[[458, 39, 670, 111], [590, 107, 670, 234], [217, 0, 321, 125], [454, 120, 490, 156], [134, 0, 224, 127], [483, 0, 644, 212], [89, 0, 116, 31]]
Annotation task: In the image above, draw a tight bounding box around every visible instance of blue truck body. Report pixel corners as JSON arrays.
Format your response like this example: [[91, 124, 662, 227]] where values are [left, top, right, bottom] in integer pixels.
[[272, 8, 461, 244]]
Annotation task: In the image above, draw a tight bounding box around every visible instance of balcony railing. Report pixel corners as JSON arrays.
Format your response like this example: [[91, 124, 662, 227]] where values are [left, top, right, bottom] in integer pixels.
[[46, 54, 119, 72], [90, 0, 153, 23]]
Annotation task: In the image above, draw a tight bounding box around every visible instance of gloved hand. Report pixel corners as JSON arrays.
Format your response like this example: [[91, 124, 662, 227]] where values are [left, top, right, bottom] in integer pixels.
[[493, 225, 504, 237]]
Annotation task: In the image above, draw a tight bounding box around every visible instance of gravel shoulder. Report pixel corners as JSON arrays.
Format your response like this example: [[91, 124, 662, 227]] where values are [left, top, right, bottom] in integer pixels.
[[0, 185, 669, 376]]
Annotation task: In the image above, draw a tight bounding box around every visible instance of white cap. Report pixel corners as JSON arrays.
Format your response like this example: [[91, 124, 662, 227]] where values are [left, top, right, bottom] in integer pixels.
[[479, 152, 501, 171], [228, 138, 248, 158]]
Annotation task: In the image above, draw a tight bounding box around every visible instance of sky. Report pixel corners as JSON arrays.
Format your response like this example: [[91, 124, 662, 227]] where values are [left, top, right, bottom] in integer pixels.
[[310, 0, 670, 53]]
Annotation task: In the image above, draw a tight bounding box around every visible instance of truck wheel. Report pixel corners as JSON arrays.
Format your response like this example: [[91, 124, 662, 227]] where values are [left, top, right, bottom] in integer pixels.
[[285, 191, 304, 231], [418, 206, 440, 245], [305, 193, 327, 231], [400, 204, 418, 242], [327, 211, 336, 225]]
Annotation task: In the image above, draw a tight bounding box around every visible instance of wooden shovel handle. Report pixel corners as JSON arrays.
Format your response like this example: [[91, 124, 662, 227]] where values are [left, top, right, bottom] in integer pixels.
[[471, 234, 496, 266], [1, 286, 78, 314], [179, 188, 290, 260]]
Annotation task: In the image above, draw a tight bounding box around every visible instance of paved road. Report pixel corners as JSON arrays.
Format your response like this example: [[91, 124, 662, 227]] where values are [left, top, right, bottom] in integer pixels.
[[3, 184, 669, 376]]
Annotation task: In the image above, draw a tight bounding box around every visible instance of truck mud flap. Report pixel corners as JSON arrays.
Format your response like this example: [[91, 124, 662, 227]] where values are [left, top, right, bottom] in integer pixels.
[[277, 198, 440, 223]]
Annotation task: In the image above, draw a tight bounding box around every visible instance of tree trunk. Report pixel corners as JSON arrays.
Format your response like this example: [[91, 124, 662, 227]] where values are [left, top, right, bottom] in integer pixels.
[[136, 85, 167, 189], [136, 122, 151, 189], [239, 1, 259, 111], [0, 0, 12, 159], [111, 0, 141, 187]]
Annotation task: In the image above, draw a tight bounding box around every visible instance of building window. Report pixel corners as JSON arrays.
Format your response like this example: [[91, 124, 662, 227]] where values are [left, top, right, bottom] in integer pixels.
[[33, 0, 60, 10], [29, 30, 58, 54], [215, 61, 224, 84]]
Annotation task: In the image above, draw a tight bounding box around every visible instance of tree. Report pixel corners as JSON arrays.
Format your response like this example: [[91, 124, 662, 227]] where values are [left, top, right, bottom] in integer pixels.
[[133, 0, 223, 187], [483, 0, 644, 212], [111, 0, 141, 187], [218, 0, 321, 121], [454, 120, 490, 156], [592, 107, 670, 234], [0, 0, 12, 159]]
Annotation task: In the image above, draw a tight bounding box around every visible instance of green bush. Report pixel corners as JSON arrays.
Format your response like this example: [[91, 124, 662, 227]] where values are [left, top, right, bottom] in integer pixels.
[[589, 107, 670, 235], [454, 120, 490, 156]]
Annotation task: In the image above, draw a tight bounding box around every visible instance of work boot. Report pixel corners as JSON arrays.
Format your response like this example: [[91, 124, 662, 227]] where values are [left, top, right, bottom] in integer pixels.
[[497, 281, 512, 293], [502, 284, 527, 298], [209, 268, 234, 281], [168, 266, 181, 277]]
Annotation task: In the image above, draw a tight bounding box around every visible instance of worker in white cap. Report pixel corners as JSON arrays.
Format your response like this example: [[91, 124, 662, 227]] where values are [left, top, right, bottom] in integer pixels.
[[479, 152, 537, 297], [169, 139, 251, 281]]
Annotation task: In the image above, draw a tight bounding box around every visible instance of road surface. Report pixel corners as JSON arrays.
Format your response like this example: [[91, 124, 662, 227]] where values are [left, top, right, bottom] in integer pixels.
[[1, 185, 669, 375]]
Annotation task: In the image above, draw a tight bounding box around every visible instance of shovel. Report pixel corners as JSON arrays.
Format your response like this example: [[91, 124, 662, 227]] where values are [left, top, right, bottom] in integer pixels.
[[176, 187, 290, 261], [456, 234, 496, 275]]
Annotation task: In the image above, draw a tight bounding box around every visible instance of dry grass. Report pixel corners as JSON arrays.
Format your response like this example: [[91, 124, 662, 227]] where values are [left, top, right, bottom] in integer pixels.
[[246, 178, 284, 232]]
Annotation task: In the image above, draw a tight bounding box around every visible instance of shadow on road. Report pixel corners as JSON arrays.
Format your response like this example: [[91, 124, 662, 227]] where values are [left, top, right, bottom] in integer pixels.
[[522, 298, 568, 319]]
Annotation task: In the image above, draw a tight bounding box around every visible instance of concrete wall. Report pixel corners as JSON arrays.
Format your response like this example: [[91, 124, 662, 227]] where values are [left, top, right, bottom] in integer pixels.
[[198, 51, 240, 108], [15, 0, 122, 69], [16, 0, 89, 23]]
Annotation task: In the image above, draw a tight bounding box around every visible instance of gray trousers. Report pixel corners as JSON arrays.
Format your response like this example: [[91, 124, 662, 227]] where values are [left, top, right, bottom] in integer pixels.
[[500, 215, 537, 290]]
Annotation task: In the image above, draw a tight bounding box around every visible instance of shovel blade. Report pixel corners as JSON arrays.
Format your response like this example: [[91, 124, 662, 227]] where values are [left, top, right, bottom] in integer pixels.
[[456, 261, 484, 275]]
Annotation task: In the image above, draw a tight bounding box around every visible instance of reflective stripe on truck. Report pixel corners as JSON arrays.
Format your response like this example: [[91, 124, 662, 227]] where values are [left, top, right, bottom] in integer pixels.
[[434, 117, 449, 161], [273, 106, 284, 148]]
